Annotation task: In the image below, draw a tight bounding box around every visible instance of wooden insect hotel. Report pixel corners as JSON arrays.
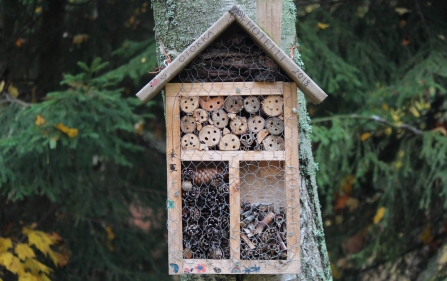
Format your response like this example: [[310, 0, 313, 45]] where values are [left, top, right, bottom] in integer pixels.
[[136, 6, 327, 275]]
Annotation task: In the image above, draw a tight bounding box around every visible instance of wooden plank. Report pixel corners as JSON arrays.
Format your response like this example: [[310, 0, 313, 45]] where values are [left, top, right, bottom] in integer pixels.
[[256, 0, 283, 45], [136, 11, 236, 104], [229, 159, 241, 262], [229, 6, 327, 104], [179, 259, 300, 275], [283, 83, 300, 270], [165, 82, 284, 97], [165, 96, 183, 273], [181, 151, 285, 161]]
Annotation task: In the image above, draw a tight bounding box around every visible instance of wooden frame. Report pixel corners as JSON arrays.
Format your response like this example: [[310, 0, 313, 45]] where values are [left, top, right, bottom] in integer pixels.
[[166, 82, 300, 275]]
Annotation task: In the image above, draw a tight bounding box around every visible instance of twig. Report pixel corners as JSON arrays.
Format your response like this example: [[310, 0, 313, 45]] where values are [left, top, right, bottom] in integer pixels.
[[0, 93, 31, 107], [148, 28, 172, 74], [311, 114, 423, 135]]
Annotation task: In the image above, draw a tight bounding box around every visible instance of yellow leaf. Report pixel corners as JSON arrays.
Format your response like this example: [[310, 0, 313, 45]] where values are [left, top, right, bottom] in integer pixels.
[[317, 22, 330, 29], [346, 197, 360, 212], [35, 115, 45, 126], [0, 237, 13, 253], [35, 7, 42, 13], [15, 244, 35, 261], [105, 226, 115, 241], [48, 250, 69, 267], [340, 174, 355, 194], [134, 121, 144, 135], [8, 84, 19, 98], [0, 252, 22, 274], [55, 123, 70, 133], [25, 258, 52, 274], [420, 224, 433, 245], [27, 230, 54, 256], [395, 7, 411, 15], [331, 263, 342, 279], [431, 127, 447, 136], [382, 103, 389, 111], [361, 132, 371, 141], [67, 128, 78, 138], [373, 207, 385, 224], [394, 161, 402, 169], [398, 150, 405, 158], [0, 80, 4, 92], [409, 106, 420, 117], [18, 271, 37, 281], [72, 34, 89, 45]]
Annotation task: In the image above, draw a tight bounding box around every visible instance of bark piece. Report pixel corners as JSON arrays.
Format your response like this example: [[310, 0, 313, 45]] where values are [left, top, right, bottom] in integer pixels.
[[265, 117, 284, 135], [256, 128, 269, 144], [218, 134, 241, 151], [199, 96, 224, 112], [261, 96, 283, 116], [193, 108, 208, 123], [241, 234, 256, 250], [181, 133, 200, 150], [222, 128, 230, 135], [180, 115, 197, 133], [247, 115, 265, 133], [254, 212, 275, 235], [211, 109, 229, 128], [224, 95, 244, 113], [229, 116, 248, 135], [243, 96, 261, 113], [198, 125, 221, 147], [180, 96, 199, 113], [263, 135, 285, 151]]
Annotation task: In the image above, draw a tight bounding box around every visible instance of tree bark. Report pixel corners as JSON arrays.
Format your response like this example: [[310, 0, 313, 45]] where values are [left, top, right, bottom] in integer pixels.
[[151, 1, 332, 280]]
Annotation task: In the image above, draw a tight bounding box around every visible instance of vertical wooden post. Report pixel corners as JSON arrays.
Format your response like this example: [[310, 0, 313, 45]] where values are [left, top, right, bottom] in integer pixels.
[[165, 96, 183, 271], [256, 0, 283, 45], [229, 158, 241, 262]]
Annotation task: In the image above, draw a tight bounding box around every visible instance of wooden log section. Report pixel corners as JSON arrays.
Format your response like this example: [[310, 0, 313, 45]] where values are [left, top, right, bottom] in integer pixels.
[[199, 96, 224, 112], [222, 128, 231, 135], [257, 128, 269, 144], [180, 115, 197, 133], [198, 125, 221, 147], [265, 117, 284, 135], [261, 96, 283, 117], [244, 96, 261, 113], [211, 109, 229, 128], [218, 134, 241, 151], [193, 108, 208, 123], [224, 95, 244, 113], [180, 96, 199, 114], [229, 116, 248, 135], [181, 133, 200, 150], [263, 135, 285, 151], [248, 115, 265, 133]]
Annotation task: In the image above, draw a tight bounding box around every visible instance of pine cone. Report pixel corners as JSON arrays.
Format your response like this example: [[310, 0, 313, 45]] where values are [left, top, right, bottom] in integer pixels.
[[192, 168, 225, 185]]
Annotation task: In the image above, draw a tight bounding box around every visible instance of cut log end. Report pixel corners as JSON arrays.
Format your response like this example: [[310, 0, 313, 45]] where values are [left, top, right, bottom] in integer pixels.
[[198, 125, 221, 147], [229, 116, 248, 135], [263, 135, 285, 151], [244, 96, 261, 113], [248, 115, 266, 133], [180, 96, 199, 113], [224, 95, 244, 113], [261, 96, 284, 117], [211, 109, 229, 128], [265, 117, 284, 135], [181, 133, 200, 150], [180, 115, 197, 133], [199, 96, 224, 112], [218, 134, 241, 150]]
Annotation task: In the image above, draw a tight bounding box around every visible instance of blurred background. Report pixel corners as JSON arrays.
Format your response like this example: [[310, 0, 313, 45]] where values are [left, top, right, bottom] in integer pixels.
[[0, 0, 446, 280]]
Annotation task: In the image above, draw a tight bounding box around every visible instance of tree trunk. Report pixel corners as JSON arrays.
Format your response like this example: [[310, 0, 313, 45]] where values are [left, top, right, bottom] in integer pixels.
[[151, 1, 332, 280]]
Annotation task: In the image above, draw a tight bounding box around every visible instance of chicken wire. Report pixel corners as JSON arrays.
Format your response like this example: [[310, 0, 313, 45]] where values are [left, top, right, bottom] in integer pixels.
[[166, 27, 299, 274]]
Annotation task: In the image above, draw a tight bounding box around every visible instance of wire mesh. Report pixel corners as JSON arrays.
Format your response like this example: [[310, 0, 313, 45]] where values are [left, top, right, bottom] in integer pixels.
[[166, 26, 299, 274]]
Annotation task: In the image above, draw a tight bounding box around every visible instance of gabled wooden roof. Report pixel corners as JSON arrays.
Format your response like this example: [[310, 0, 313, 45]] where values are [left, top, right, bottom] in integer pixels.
[[136, 6, 327, 104]]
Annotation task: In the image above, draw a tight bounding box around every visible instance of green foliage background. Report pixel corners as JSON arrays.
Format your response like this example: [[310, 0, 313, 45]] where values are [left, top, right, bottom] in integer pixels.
[[0, 0, 446, 280]]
